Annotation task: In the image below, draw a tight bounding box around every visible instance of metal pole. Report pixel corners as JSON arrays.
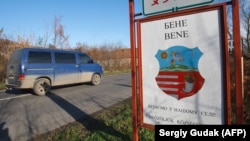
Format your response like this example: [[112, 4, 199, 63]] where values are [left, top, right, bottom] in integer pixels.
[[232, 0, 244, 124], [129, 0, 139, 140]]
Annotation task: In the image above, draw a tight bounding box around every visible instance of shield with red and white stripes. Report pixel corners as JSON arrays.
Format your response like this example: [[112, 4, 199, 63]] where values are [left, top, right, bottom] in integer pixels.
[[155, 46, 204, 100]]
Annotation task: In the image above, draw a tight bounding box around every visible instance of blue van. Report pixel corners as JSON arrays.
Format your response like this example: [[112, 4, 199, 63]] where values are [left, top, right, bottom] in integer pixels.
[[5, 47, 104, 96]]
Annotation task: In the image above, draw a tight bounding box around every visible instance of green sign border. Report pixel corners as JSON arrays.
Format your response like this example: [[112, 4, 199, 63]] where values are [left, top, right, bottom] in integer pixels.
[[142, 0, 214, 16]]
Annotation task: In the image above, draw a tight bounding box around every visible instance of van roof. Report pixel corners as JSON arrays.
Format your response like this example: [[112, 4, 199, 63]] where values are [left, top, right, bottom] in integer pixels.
[[16, 47, 85, 54]]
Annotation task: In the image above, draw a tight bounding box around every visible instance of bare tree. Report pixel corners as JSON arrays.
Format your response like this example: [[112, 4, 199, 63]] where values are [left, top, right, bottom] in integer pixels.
[[0, 28, 3, 38], [36, 22, 50, 47], [52, 16, 69, 49], [239, 0, 250, 52], [16, 34, 30, 47], [216, 0, 250, 53]]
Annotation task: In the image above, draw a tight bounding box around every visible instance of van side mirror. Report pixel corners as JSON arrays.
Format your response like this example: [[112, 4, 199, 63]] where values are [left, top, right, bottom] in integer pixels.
[[88, 59, 94, 64]]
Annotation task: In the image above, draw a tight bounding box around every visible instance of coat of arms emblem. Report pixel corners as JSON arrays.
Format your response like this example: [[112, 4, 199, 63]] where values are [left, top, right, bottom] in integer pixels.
[[155, 45, 204, 100]]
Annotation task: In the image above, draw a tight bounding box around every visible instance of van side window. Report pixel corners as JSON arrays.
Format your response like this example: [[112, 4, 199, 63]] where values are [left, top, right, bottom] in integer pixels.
[[55, 52, 76, 64], [79, 54, 92, 64], [28, 51, 52, 63]]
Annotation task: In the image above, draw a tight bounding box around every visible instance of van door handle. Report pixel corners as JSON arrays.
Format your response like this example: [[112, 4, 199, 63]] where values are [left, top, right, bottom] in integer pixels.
[[76, 64, 79, 68]]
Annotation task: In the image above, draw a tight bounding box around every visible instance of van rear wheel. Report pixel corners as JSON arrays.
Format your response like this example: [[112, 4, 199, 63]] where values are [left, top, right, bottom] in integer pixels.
[[33, 78, 50, 96], [91, 74, 101, 85]]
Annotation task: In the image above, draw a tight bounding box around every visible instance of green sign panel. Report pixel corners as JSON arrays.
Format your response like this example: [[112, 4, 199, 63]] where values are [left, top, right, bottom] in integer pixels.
[[143, 0, 214, 16]]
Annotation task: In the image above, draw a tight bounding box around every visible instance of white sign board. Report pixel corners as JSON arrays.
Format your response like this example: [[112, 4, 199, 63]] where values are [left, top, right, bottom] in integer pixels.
[[137, 6, 227, 125], [143, 0, 214, 15]]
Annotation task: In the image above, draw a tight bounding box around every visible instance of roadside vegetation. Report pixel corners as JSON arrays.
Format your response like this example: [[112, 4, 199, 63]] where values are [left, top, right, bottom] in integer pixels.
[[0, 83, 5, 90], [28, 98, 154, 141]]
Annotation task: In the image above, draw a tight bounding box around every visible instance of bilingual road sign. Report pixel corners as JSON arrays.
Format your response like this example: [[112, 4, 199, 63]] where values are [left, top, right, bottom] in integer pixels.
[[137, 4, 229, 126], [143, 0, 214, 15]]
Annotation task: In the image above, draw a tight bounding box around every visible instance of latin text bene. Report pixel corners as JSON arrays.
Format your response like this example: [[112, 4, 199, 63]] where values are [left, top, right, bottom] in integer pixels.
[[164, 19, 189, 40]]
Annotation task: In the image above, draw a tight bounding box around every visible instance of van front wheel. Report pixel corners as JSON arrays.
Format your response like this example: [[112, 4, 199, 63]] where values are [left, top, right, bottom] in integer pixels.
[[33, 78, 51, 96], [91, 74, 101, 86]]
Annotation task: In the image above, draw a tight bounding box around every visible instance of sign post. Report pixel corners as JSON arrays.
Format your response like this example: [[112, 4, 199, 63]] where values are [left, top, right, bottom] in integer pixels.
[[232, 0, 244, 124], [129, 0, 139, 141]]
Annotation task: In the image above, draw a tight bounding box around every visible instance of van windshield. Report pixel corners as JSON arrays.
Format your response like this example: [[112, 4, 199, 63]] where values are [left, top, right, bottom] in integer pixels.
[[8, 49, 23, 64]]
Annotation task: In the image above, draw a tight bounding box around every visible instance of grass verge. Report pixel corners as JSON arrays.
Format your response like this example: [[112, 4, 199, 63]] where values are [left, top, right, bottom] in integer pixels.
[[29, 98, 154, 141], [104, 70, 130, 76], [0, 83, 5, 90]]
